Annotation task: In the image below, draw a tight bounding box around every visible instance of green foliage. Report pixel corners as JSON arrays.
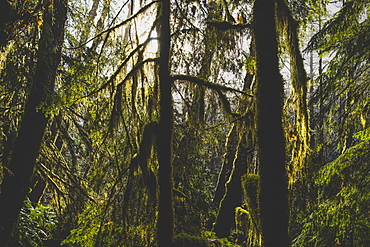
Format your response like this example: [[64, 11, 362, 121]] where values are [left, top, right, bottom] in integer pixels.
[[173, 126, 223, 234], [174, 233, 209, 247], [61, 202, 124, 246], [354, 127, 370, 141], [16, 199, 57, 246], [307, 0, 370, 166], [61, 203, 100, 246], [202, 231, 241, 247], [62, 199, 156, 246], [293, 140, 370, 246], [307, 0, 370, 89]]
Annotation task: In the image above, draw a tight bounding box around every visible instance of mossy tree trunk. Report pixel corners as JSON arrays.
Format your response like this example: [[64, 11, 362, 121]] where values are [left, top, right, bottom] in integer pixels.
[[253, 0, 289, 246], [213, 41, 256, 237], [213, 105, 255, 238], [276, 0, 310, 184], [157, 0, 174, 246], [213, 130, 249, 237], [213, 125, 238, 205], [0, 0, 67, 245]]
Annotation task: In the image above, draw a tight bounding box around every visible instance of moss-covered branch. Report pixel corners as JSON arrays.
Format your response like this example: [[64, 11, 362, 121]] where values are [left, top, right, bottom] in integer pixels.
[[172, 75, 253, 97], [206, 21, 250, 30], [68, 1, 160, 49]]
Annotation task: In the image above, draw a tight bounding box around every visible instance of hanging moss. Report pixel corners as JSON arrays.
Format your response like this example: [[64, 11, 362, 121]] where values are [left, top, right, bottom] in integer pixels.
[[276, 0, 310, 185]]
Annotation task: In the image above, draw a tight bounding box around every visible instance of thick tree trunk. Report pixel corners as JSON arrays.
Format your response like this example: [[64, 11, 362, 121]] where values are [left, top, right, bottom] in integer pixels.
[[157, 0, 174, 246], [0, 1, 66, 245], [253, 0, 289, 246]]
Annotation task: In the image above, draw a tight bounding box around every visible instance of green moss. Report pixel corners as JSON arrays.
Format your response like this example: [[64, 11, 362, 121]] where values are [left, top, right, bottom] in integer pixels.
[[174, 233, 209, 247], [241, 174, 259, 214], [238, 174, 262, 246]]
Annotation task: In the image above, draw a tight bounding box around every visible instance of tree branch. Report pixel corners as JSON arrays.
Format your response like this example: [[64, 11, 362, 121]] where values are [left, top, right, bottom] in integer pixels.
[[172, 74, 253, 97], [84, 54, 158, 98], [206, 21, 251, 31], [67, 1, 160, 49], [117, 58, 158, 88]]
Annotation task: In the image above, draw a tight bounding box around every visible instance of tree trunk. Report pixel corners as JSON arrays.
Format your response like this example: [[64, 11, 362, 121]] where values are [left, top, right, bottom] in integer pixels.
[[213, 132, 249, 237], [253, 0, 289, 246], [213, 125, 238, 205], [213, 40, 256, 236], [276, 0, 310, 184], [0, 0, 66, 245], [157, 0, 174, 246]]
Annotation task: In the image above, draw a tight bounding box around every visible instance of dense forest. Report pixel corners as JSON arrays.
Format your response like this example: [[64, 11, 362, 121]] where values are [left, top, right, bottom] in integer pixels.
[[0, 0, 369, 246]]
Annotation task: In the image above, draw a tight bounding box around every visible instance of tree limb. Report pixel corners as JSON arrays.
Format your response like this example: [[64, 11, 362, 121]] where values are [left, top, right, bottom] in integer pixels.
[[172, 74, 253, 97], [206, 21, 251, 30], [67, 1, 160, 49], [85, 57, 158, 98]]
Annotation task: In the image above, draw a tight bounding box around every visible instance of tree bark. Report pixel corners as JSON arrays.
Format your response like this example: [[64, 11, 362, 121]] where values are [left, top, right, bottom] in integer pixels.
[[213, 125, 238, 205], [157, 0, 174, 246], [0, 0, 66, 245], [214, 132, 249, 237], [253, 0, 289, 246]]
